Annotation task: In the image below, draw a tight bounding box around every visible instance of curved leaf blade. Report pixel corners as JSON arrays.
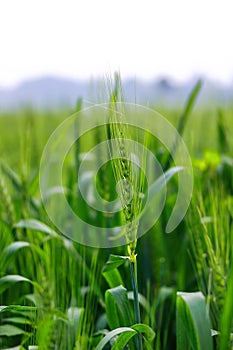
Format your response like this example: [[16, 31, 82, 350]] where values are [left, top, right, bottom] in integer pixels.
[[102, 268, 123, 289], [96, 327, 136, 350], [131, 323, 155, 342], [176, 291, 213, 350], [144, 166, 184, 207], [218, 261, 233, 350], [1, 241, 30, 271], [0, 324, 26, 337], [111, 329, 137, 349], [0, 275, 36, 295], [14, 219, 57, 236], [0, 305, 38, 313], [105, 285, 133, 329], [102, 254, 128, 273]]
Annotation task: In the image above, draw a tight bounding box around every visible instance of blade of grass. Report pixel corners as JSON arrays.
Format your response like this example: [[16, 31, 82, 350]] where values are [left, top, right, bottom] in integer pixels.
[[176, 291, 213, 350], [164, 79, 203, 169]]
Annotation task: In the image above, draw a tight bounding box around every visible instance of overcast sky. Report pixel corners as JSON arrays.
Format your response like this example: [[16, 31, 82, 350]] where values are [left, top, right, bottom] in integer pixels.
[[0, 0, 233, 87]]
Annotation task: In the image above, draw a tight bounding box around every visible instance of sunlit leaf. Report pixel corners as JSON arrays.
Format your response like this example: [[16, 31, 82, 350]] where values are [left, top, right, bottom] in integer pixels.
[[176, 291, 213, 350], [0, 275, 36, 295], [105, 285, 133, 330], [14, 219, 57, 236], [0, 324, 25, 336], [102, 255, 128, 273], [1, 241, 30, 271], [96, 327, 135, 350]]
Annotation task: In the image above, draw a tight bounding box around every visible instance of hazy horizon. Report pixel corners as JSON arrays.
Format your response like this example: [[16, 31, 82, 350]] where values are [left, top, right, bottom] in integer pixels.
[[0, 72, 233, 91], [1, 0, 233, 88]]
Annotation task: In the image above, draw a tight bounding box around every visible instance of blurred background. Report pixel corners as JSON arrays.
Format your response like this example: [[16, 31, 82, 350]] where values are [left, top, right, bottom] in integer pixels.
[[0, 0, 233, 110]]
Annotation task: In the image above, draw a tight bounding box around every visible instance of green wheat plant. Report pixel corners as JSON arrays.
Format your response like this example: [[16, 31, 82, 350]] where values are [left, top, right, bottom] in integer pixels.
[[1, 75, 233, 349], [188, 184, 233, 348], [106, 73, 145, 349], [99, 73, 188, 349]]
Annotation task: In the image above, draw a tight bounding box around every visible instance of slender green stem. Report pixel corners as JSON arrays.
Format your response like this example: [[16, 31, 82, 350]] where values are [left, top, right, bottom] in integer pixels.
[[130, 257, 143, 350]]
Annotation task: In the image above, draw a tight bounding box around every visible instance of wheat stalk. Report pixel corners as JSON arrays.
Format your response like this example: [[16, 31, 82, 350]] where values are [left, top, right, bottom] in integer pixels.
[[0, 171, 15, 226], [107, 73, 145, 260], [106, 72, 144, 349]]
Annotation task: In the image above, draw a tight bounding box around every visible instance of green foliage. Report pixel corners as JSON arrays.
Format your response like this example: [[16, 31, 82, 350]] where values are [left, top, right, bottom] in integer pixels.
[[176, 291, 213, 350], [96, 323, 155, 350], [105, 285, 133, 329], [0, 324, 26, 337], [164, 79, 203, 169], [96, 327, 136, 350], [188, 188, 233, 336], [102, 254, 129, 273], [102, 254, 128, 288], [217, 108, 229, 153], [0, 77, 232, 349], [0, 275, 33, 295], [218, 260, 233, 350], [0, 242, 30, 272]]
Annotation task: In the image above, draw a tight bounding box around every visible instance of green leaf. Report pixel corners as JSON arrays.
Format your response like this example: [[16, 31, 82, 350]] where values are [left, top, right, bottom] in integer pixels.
[[102, 252, 128, 289], [102, 254, 128, 272], [67, 307, 84, 342], [2, 241, 30, 255], [105, 285, 133, 329], [96, 327, 136, 350], [176, 291, 213, 350], [67, 306, 84, 325], [102, 268, 124, 289], [0, 305, 38, 313], [144, 166, 184, 207], [111, 328, 137, 349], [218, 261, 233, 350], [0, 324, 25, 336], [1, 241, 30, 271], [3, 317, 32, 325], [14, 219, 57, 236], [177, 79, 203, 137], [164, 79, 203, 169], [96, 323, 155, 350], [0, 160, 21, 191], [0, 275, 32, 295], [131, 323, 155, 342], [28, 170, 39, 195]]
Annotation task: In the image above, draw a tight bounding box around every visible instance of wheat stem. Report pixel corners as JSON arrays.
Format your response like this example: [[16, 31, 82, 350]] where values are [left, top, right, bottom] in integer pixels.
[[107, 72, 143, 348], [130, 255, 143, 349]]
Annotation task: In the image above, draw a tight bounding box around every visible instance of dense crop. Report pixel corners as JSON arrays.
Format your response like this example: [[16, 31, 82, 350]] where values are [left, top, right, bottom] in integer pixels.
[[0, 76, 232, 349]]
